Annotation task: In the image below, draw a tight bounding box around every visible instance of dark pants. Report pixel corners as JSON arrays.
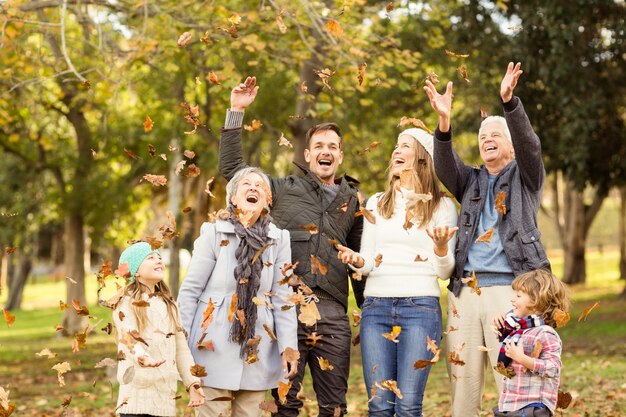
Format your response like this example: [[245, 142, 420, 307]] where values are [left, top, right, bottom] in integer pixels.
[[272, 298, 352, 417], [493, 404, 552, 417]]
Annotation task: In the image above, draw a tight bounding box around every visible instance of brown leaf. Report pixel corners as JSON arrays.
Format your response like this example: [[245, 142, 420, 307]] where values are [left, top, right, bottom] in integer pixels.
[[493, 361, 515, 377], [94, 358, 116, 368], [143, 115, 154, 132], [184, 149, 196, 159], [480, 107, 490, 119], [182, 206, 192, 213], [380, 380, 403, 399], [177, 31, 192, 47], [190, 364, 207, 377], [2, 310, 15, 327], [315, 68, 335, 90], [259, 398, 278, 413], [300, 81, 308, 93], [202, 300, 215, 330], [448, 351, 466, 366], [450, 299, 460, 318], [382, 325, 401, 343], [298, 301, 321, 327], [35, 348, 57, 358], [324, 20, 342, 37], [531, 340, 543, 359], [357, 208, 376, 224], [204, 177, 215, 198], [145, 236, 163, 250], [142, 174, 167, 187], [262, 324, 277, 341], [351, 310, 361, 327], [374, 254, 383, 268], [101, 323, 113, 335], [228, 294, 238, 322], [457, 65, 470, 83], [300, 224, 319, 235], [132, 300, 150, 308], [220, 240, 229, 247], [357, 62, 367, 86], [276, 14, 287, 34], [556, 390, 572, 409], [185, 163, 201, 178], [414, 254, 429, 262], [52, 362, 71, 386], [318, 356, 334, 371], [208, 71, 220, 85], [305, 331, 323, 347], [425, 70, 439, 84], [413, 359, 435, 369], [310, 255, 328, 276], [475, 228, 494, 243], [244, 119, 263, 132], [252, 243, 276, 265], [385, 2, 395, 13], [495, 191, 506, 215], [277, 132, 293, 148], [361, 140, 382, 154], [461, 271, 482, 295], [578, 301, 599, 322], [4, 246, 17, 255], [397, 117, 434, 135], [553, 309, 571, 328], [124, 148, 138, 160], [196, 333, 215, 351], [277, 380, 292, 404], [71, 299, 90, 316], [445, 49, 469, 58]]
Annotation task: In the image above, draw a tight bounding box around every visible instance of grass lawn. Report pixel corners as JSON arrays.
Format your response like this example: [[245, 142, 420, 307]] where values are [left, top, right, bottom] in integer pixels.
[[1, 249, 625, 416]]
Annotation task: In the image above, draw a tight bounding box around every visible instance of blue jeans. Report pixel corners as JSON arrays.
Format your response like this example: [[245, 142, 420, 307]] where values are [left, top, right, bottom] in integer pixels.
[[360, 296, 442, 417]]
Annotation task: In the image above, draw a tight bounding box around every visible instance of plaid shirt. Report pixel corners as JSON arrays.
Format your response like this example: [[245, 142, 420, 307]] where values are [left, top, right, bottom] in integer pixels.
[[498, 325, 562, 414]]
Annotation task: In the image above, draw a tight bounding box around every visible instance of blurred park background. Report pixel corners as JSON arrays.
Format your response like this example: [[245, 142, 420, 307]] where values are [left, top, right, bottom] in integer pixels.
[[0, 0, 625, 415]]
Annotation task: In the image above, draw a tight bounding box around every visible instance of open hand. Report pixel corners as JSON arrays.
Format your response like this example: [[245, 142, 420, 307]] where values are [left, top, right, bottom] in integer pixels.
[[336, 244, 365, 269], [426, 225, 458, 257], [188, 384, 205, 407], [500, 62, 523, 103], [230, 76, 259, 111], [423, 80, 453, 132]]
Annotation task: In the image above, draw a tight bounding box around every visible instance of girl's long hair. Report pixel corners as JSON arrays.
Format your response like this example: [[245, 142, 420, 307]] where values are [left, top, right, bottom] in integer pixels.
[[123, 279, 182, 334], [377, 139, 442, 226]]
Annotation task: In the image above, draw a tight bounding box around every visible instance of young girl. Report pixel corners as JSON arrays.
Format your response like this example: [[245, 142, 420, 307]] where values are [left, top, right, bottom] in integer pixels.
[[492, 269, 571, 417], [113, 241, 205, 416]]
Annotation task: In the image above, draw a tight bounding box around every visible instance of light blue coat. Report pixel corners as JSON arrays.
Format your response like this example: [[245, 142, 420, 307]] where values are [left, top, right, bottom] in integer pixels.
[[177, 219, 298, 391]]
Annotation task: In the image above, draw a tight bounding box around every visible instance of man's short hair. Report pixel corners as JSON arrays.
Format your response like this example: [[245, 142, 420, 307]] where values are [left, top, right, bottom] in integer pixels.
[[305, 122, 343, 149]]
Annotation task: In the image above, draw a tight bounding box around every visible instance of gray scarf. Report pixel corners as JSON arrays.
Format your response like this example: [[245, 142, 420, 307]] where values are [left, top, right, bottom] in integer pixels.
[[226, 211, 272, 358]]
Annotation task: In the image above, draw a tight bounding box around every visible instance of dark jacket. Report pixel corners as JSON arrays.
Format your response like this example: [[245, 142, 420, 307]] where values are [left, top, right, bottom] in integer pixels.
[[434, 97, 551, 297], [219, 128, 364, 309]]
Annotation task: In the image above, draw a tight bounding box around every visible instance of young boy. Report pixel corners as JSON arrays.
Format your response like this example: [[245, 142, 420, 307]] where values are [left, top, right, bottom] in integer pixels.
[[492, 269, 571, 417]]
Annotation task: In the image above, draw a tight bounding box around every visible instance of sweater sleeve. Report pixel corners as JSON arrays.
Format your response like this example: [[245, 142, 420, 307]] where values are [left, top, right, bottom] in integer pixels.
[[174, 319, 202, 388], [432, 197, 458, 280], [352, 194, 379, 276], [433, 127, 474, 202]]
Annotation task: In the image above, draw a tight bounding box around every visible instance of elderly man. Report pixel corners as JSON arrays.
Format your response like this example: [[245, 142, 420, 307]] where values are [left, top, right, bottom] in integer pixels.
[[219, 77, 363, 417], [424, 62, 551, 417]]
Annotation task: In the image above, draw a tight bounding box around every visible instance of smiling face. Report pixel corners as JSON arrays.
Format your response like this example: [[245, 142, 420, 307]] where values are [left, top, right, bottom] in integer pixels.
[[478, 121, 514, 174], [230, 172, 269, 215], [390, 134, 417, 176], [511, 290, 535, 318], [304, 130, 344, 184], [135, 252, 164, 291]]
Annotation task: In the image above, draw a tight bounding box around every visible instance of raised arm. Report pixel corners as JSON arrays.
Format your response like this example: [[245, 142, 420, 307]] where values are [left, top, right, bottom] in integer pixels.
[[500, 62, 545, 192], [219, 77, 259, 181]]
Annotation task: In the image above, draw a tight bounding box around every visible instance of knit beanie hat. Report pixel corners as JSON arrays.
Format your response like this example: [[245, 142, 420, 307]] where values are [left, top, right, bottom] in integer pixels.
[[118, 242, 160, 281], [399, 128, 434, 159]]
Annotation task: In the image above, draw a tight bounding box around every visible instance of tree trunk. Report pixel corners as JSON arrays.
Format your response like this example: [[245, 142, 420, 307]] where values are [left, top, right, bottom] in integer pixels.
[[168, 138, 182, 298], [61, 213, 87, 335], [619, 186, 626, 280], [5, 251, 32, 310]]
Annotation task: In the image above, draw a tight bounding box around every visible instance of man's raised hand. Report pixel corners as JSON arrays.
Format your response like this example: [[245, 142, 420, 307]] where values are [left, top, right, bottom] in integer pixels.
[[230, 76, 259, 112], [424, 80, 453, 132], [500, 62, 523, 103]]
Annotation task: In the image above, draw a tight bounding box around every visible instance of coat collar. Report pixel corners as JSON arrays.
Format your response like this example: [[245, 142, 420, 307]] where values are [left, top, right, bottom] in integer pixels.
[[215, 218, 281, 239]]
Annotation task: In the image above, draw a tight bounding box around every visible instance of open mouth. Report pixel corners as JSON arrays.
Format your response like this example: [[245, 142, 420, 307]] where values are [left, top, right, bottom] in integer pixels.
[[318, 159, 332, 167], [393, 158, 405, 166], [246, 195, 259, 203], [484, 145, 497, 152]]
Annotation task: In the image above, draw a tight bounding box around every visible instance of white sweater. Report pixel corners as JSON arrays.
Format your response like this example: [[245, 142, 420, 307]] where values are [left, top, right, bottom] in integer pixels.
[[357, 192, 458, 298], [114, 294, 200, 416]]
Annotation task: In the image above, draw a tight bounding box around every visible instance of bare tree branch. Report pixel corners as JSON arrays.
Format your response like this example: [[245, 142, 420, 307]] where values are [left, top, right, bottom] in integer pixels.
[[60, 0, 87, 82]]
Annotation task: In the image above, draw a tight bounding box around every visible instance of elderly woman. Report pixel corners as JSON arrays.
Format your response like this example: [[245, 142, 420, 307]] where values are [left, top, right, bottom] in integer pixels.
[[178, 166, 298, 417]]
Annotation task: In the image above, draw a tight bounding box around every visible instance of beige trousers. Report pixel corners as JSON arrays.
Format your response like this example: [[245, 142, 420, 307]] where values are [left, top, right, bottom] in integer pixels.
[[194, 387, 266, 417], [446, 285, 515, 417]]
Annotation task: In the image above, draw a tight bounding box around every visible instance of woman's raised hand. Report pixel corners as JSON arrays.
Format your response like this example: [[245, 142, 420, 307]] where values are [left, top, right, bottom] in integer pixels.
[[230, 76, 259, 112], [336, 244, 365, 269], [426, 225, 459, 257]]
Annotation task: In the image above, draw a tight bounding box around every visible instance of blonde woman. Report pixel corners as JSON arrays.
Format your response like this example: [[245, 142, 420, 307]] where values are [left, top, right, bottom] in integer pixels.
[[337, 129, 458, 416]]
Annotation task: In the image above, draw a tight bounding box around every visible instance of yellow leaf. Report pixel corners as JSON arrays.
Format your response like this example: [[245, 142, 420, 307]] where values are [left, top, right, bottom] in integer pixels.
[[324, 20, 343, 37], [382, 325, 401, 343]]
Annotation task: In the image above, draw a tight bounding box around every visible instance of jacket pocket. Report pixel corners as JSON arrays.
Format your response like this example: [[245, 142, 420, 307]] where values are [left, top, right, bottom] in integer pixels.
[[519, 228, 547, 266]]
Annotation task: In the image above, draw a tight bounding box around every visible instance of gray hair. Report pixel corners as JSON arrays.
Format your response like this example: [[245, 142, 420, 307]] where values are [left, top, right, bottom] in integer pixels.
[[478, 116, 512, 143], [225, 167, 272, 210]]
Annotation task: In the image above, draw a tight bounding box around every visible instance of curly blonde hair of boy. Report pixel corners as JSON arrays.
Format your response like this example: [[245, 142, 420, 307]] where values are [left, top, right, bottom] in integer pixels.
[[512, 269, 571, 328]]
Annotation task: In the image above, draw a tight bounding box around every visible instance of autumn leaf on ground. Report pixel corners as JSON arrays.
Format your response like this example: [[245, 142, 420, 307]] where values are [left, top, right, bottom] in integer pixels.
[[244, 119, 263, 132], [52, 362, 71, 386], [190, 364, 207, 377], [380, 380, 403, 399], [556, 390, 572, 409], [318, 356, 334, 371], [397, 117, 434, 135], [352, 310, 361, 327], [315, 68, 335, 90], [357, 63, 367, 86], [495, 191, 506, 215], [259, 398, 278, 413], [578, 301, 599, 322], [553, 308, 571, 328], [143, 115, 154, 132], [306, 332, 323, 347], [458, 65, 470, 83], [445, 49, 469, 58], [277, 380, 292, 404], [324, 20, 342, 37], [208, 71, 220, 85], [124, 148, 138, 160], [361, 141, 382, 154], [2, 310, 15, 327], [310, 254, 328, 276], [35, 348, 57, 358], [382, 325, 401, 343], [252, 243, 276, 265], [448, 351, 466, 366], [298, 301, 321, 327], [426, 70, 439, 85], [142, 174, 167, 187], [475, 228, 494, 243], [494, 361, 515, 378], [201, 300, 215, 330], [177, 32, 192, 47], [374, 254, 383, 267], [228, 294, 238, 322]]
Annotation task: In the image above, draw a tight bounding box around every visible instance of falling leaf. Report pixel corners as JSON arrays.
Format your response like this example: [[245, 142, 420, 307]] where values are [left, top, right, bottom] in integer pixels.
[[202, 300, 215, 330], [101, 323, 113, 335], [457, 65, 470, 83], [298, 301, 321, 327], [386, 2, 395, 13], [414, 254, 428, 262], [114, 398, 129, 413], [450, 300, 460, 318], [300, 81, 308, 93], [35, 348, 57, 358], [461, 272, 482, 295], [357, 62, 367, 86], [310, 255, 328, 276], [276, 14, 287, 34], [374, 254, 383, 268], [208, 71, 220, 85], [124, 148, 138, 160], [197, 337, 215, 351], [182, 206, 192, 213], [245, 335, 261, 364], [275, 132, 293, 148], [59, 300, 71, 311], [553, 309, 571, 328], [252, 243, 276, 265], [190, 364, 207, 377], [4, 247, 17, 255], [94, 358, 116, 368], [413, 359, 435, 369], [204, 177, 215, 198], [300, 224, 319, 235], [556, 390, 572, 409], [142, 174, 167, 187], [477, 345, 492, 352], [259, 398, 278, 413], [397, 117, 434, 134], [380, 380, 403, 399], [475, 228, 494, 243], [448, 351, 466, 366], [55, 324, 64, 332], [52, 362, 71, 386], [508, 25, 523, 31], [480, 107, 490, 119], [61, 396, 72, 408], [426, 70, 439, 84], [143, 115, 153, 132], [185, 163, 201, 178], [306, 332, 323, 347], [494, 361, 515, 377], [324, 20, 343, 37], [315, 68, 335, 90], [132, 300, 150, 308], [2, 310, 15, 327], [71, 299, 90, 316], [233, 208, 256, 229], [361, 141, 382, 154], [262, 323, 277, 341], [445, 49, 469, 58], [177, 31, 192, 47], [145, 236, 163, 251], [228, 294, 238, 322], [356, 208, 376, 224], [244, 119, 263, 132], [495, 191, 506, 215], [382, 325, 401, 343], [183, 149, 196, 159], [277, 380, 292, 404], [578, 301, 599, 322], [318, 356, 334, 371], [352, 310, 361, 327], [530, 340, 543, 358], [180, 101, 204, 134]]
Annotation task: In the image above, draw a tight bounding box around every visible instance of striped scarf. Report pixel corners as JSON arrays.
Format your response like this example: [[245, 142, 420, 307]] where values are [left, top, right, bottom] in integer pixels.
[[497, 311, 544, 368]]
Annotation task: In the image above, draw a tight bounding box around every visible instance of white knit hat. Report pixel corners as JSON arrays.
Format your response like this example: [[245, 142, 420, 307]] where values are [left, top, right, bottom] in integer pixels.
[[398, 128, 434, 159]]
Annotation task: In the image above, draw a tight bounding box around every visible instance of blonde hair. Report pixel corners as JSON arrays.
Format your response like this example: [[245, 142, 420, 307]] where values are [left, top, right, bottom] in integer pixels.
[[512, 269, 571, 328], [123, 280, 182, 334], [377, 138, 442, 226]]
